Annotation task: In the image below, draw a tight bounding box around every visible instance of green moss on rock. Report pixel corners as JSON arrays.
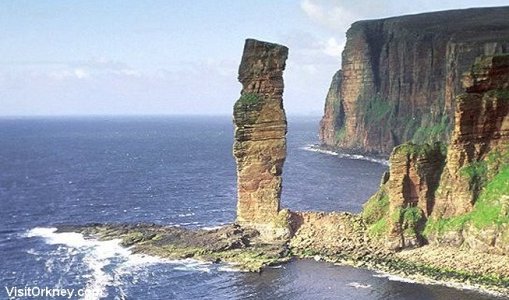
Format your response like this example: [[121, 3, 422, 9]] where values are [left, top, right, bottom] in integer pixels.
[[425, 162, 509, 236], [393, 142, 446, 158], [367, 218, 389, 238], [235, 92, 262, 107], [412, 114, 451, 145], [365, 95, 393, 124], [362, 190, 390, 225]]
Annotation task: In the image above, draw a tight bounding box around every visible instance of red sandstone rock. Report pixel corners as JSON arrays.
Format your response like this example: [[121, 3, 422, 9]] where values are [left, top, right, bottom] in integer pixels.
[[365, 54, 509, 253], [434, 55, 509, 218], [319, 7, 509, 155], [233, 39, 290, 239]]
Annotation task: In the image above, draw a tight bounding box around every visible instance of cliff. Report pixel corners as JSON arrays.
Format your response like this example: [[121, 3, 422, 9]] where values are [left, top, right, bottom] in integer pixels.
[[363, 54, 509, 254], [428, 55, 509, 253], [319, 6, 509, 155], [233, 39, 291, 239], [56, 41, 509, 294], [319, 70, 343, 144]]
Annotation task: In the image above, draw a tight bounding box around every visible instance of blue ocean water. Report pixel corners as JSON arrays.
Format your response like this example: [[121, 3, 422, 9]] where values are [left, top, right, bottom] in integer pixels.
[[0, 116, 503, 299]]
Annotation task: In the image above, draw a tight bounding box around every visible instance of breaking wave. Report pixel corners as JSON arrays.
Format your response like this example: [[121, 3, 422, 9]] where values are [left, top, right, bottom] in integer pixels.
[[25, 227, 237, 299], [301, 144, 389, 166]]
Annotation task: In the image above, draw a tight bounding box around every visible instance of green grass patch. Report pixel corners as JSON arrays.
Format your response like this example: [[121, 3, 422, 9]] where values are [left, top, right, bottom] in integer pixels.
[[360, 94, 395, 126], [423, 215, 469, 236], [367, 218, 389, 238], [412, 114, 451, 145], [334, 126, 346, 143], [402, 116, 420, 141], [460, 160, 488, 193], [469, 165, 509, 228], [362, 192, 390, 224], [401, 206, 423, 227], [393, 142, 446, 159], [235, 92, 261, 107], [425, 164, 509, 235], [391, 206, 424, 237]]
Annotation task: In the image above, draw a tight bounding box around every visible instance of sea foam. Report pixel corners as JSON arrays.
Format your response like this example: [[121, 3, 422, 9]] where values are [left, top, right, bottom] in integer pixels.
[[26, 226, 242, 299], [26, 227, 185, 300], [301, 144, 389, 166]]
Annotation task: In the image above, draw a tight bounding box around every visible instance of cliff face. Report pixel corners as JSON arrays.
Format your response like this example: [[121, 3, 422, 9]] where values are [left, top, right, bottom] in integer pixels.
[[233, 39, 290, 238], [427, 55, 509, 254], [319, 7, 509, 155], [363, 55, 509, 254], [386, 143, 446, 250], [433, 55, 509, 218], [362, 143, 446, 250], [319, 71, 343, 145]]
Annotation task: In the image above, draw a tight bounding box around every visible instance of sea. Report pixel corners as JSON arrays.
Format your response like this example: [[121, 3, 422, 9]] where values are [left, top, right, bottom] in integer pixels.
[[0, 116, 505, 300]]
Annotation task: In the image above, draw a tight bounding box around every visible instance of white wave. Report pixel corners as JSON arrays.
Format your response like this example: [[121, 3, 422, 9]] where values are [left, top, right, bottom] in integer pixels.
[[347, 282, 371, 289], [173, 259, 212, 273], [268, 265, 283, 269], [179, 222, 200, 226], [217, 265, 244, 272], [26, 248, 40, 256], [26, 227, 245, 299], [373, 272, 420, 284], [177, 212, 195, 217], [26, 227, 168, 300], [301, 145, 389, 166], [302, 146, 339, 156], [200, 224, 226, 231]]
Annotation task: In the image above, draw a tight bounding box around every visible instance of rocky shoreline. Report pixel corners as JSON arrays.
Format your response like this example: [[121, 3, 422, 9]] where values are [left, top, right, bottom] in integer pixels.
[[56, 223, 291, 272], [289, 211, 509, 297], [58, 219, 509, 298]]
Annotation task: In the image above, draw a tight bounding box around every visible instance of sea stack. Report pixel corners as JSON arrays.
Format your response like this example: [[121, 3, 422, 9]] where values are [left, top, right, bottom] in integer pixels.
[[233, 39, 289, 238]]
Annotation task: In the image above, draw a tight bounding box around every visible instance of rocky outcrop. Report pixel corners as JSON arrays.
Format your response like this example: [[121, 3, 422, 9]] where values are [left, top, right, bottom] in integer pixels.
[[233, 39, 290, 239], [433, 55, 509, 218], [57, 224, 290, 272], [363, 54, 509, 254], [289, 211, 387, 260], [319, 6, 509, 155], [362, 143, 445, 250]]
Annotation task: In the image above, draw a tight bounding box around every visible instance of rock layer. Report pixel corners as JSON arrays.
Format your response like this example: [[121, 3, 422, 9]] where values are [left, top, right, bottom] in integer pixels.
[[363, 55, 509, 254], [319, 7, 509, 155], [362, 143, 446, 250], [233, 39, 289, 235], [433, 55, 509, 218], [386, 143, 445, 249]]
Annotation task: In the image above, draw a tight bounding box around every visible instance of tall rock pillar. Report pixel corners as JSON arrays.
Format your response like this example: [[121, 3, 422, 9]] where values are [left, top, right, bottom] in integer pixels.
[[233, 39, 289, 234]]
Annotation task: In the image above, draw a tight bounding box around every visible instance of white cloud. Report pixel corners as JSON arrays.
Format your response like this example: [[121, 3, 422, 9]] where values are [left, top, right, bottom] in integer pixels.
[[301, 0, 323, 20], [74, 68, 89, 79], [322, 37, 344, 58], [300, 0, 358, 31], [296, 1, 352, 65], [48, 70, 74, 80], [116, 69, 141, 77]]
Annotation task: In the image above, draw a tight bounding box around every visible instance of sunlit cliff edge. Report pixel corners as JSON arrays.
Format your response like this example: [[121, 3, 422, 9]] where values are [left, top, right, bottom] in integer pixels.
[[319, 6, 509, 156]]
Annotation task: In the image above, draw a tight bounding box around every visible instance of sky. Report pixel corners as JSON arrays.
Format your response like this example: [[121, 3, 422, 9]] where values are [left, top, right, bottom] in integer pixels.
[[1, 0, 508, 116]]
